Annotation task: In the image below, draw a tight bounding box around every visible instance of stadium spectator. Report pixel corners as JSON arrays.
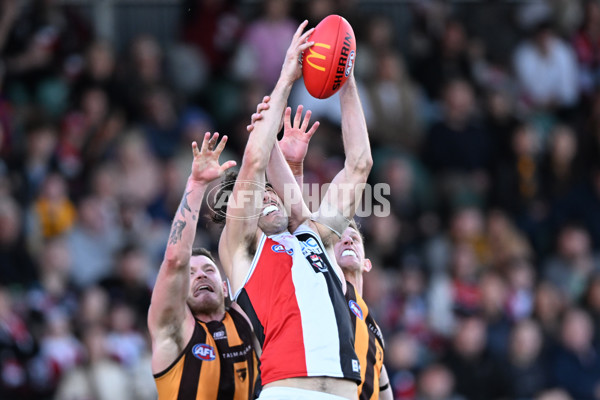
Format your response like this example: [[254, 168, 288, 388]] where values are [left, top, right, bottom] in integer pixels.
[[100, 243, 153, 317], [30, 173, 76, 242], [421, 79, 492, 209], [583, 274, 600, 345], [66, 195, 121, 288], [233, 0, 296, 89], [417, 363, 464, 400], [551, 308, 600, 400], [483, 89, 520, 166], [9, 117, 58, 205], [485, 209, 534, 271], [27, 237, 76, 319], [180, 0, 243, 75], [54, 324, 134, 400], [573, 0, 600, 96], [514, 21, 579, 112], [505, 258, 536, 321], [533, 281, 567, 352], [502, 319, 550, 399], [365, 50, 423, 152], [0, 285, 38, 398], [0, 195, 38, 287], [544, 224, 600, 302], [442, 316, 507, 400], [540, 124, 584, 202], [478, 272, 511, 359], [386, 332, 420, 400], [413, 19, 475, 101]]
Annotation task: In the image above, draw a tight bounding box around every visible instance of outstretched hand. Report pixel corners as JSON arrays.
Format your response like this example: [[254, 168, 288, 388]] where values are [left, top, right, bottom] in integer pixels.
[[280, 105, 319, 163], [280, 20, 314, 85], [190, 132, 237, 184], [247, 97, 318, 164]]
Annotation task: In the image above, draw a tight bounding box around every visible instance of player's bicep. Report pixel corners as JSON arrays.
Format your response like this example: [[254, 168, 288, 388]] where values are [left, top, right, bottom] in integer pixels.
[[148, 263, 190, 336], [220, 227, 257, 295], [315, 167, 365, 239], [266, 143, 311, 232], [221, 168, 263, 255]]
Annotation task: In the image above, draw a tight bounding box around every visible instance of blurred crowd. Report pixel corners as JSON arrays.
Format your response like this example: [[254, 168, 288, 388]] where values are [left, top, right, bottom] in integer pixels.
[[1, 0, 600, 399]]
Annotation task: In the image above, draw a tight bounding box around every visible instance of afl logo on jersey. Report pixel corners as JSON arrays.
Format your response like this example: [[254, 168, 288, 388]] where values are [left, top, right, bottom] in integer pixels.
[[349, 300, 363, 320], [271, 244, 293, 255], [192, 344, 216, 361]]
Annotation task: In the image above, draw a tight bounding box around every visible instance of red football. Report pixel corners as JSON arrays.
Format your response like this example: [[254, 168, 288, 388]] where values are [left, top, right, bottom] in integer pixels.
[[302, 15, 356, 99]]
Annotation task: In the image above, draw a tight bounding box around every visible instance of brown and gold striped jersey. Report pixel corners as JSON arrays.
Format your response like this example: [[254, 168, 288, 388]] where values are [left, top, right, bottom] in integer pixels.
[[154, 307, 258, 400], [346, 282, 385, 400]]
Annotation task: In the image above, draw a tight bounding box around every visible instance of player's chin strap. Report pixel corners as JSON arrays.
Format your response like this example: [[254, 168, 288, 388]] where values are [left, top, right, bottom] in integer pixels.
[[310, 202, 351, 239]]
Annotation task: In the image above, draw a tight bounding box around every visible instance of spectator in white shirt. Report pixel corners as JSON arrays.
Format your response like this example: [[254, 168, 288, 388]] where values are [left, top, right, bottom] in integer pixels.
[[514, 21, 579, 111]]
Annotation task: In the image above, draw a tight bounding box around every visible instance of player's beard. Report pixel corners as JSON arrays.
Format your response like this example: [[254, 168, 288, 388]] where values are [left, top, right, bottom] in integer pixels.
[[258, 213, 288, 236], [188, 292, 223, 316]]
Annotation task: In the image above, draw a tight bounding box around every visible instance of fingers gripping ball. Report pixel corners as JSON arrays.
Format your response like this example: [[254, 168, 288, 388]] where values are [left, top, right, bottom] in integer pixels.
[[302, 15, 356, 99]]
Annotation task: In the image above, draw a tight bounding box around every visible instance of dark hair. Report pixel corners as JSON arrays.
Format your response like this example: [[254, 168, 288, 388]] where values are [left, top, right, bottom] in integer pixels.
[[191, 247, 217, 264], [210, 170, 238, 225], [25, 113, 55, 136], [210, 170, 272, 225]]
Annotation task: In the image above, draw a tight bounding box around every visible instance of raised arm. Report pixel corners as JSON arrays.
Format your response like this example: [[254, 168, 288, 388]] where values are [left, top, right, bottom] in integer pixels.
[[220, 21, 314, 291], [250, 76, 371, 241], [248, 99, 320, 231], [317, 75, 372, 242], [277, 105, 319, 190], [148, 133, 235, 370]]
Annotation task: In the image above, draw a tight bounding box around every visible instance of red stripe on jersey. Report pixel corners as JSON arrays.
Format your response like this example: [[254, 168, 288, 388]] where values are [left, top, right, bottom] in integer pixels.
[[243, 238, 307, 384]]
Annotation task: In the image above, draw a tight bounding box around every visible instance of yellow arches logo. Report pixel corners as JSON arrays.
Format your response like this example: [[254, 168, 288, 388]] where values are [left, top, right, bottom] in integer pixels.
[[305, 43, 331, 72]]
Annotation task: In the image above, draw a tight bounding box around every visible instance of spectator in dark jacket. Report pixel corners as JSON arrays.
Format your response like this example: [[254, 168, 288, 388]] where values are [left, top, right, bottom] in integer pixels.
[[551, 308, 600, 400]]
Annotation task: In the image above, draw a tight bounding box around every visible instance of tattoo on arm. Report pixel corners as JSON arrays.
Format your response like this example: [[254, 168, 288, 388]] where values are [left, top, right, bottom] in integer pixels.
[[169, 220, 187, 245], [178, 190, 193, 219]]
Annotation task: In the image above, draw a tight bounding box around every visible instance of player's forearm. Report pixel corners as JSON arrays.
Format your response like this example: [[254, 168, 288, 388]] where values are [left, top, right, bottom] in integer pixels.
[[293, 172, 304, 190], [286, 159, 304, 189], [267, 142, 296, 198], [163, 178, 207, 269], [339, 76, 373, 175], [244, 79, 294, 172], [267, 143, 309, 224], [288, 162, 305, 204]]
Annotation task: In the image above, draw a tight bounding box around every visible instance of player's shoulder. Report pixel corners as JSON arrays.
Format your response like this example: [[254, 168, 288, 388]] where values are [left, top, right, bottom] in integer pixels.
[[229, 302, 254, 332]]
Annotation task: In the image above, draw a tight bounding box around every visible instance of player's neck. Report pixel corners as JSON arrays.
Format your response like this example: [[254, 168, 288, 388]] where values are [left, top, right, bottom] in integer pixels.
[[344, 270, 363, 297], [195, 306, 226, 323]]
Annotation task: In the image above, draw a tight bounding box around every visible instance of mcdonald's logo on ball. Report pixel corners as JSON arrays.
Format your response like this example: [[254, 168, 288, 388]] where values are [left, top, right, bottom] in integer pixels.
[[305, 43, 331, 72]]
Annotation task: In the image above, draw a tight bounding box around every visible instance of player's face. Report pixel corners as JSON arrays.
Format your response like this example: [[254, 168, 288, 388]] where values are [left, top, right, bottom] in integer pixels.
[[334, 227, 366, 273], [187, 256, 226, 315], [257, 187, 288, 235]]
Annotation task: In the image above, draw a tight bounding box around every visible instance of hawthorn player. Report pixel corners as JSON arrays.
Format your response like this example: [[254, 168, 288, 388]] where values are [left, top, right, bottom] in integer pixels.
[[148, 133, 259, 400]]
